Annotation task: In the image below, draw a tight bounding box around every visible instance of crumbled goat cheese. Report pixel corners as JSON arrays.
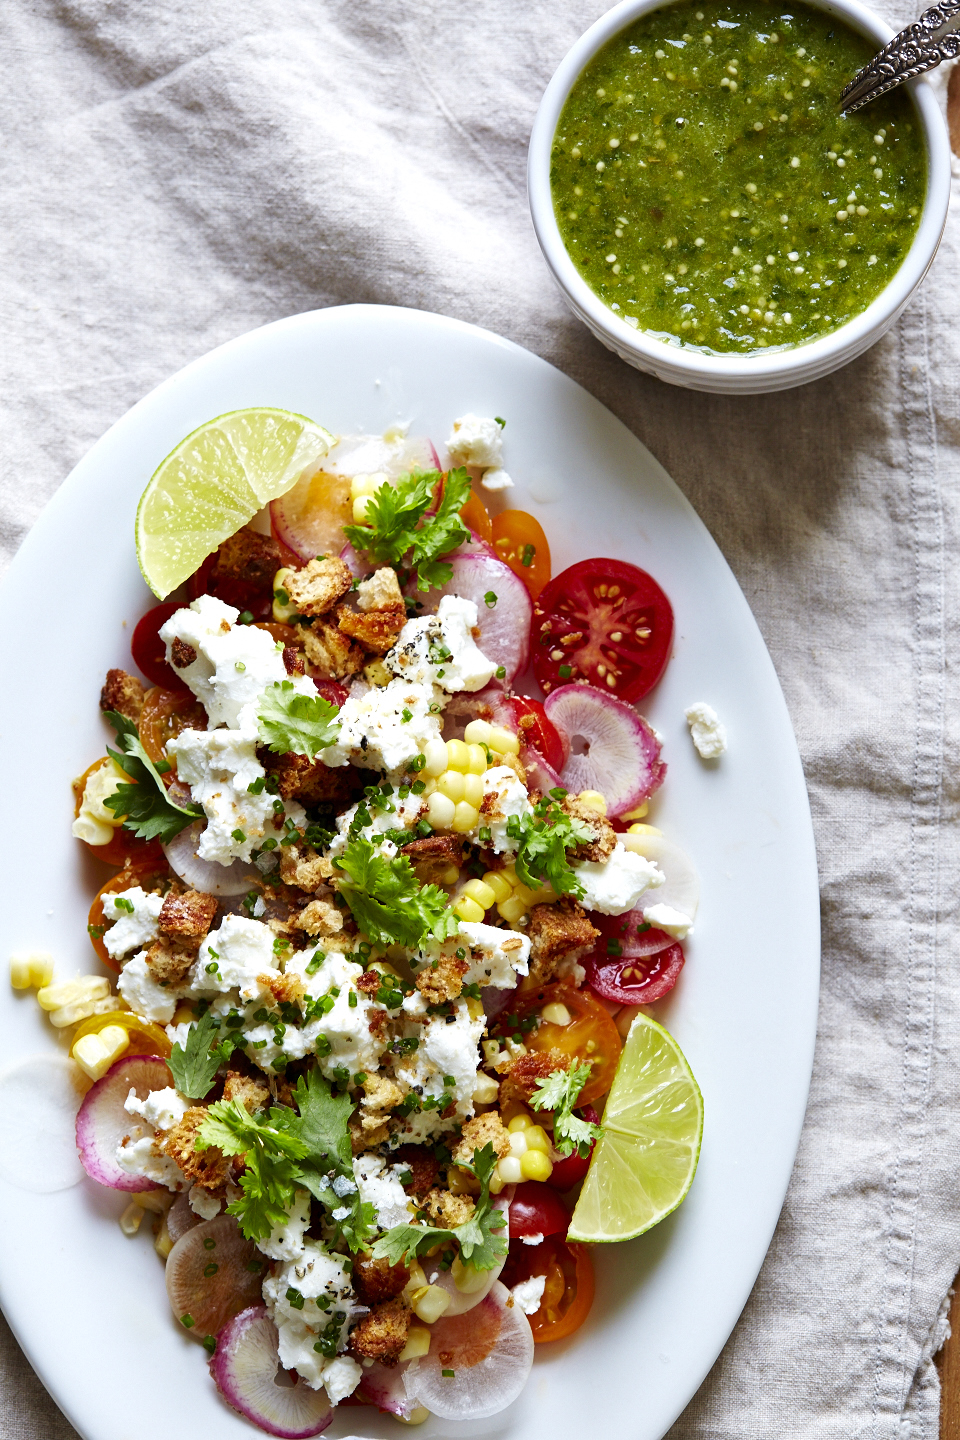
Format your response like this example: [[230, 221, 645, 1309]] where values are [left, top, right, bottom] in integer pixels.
[[480, 467, 514, 491], [285, 950, 387, 1079], [353, 1154, 413, 1230], [642, 902, 695, 940], [102, 888, 164, 961], [574, 843, 664, 916], [321, 678, 442, 777], [510, 1274, 546, 1314], [385, 595, 496, 693], [159, 594, 290, 730], [118, 952, 182, 1023], [395, 998, 485, 1139], [115, 1133, 184, 1190], [259, 1189, 312, 1262], [521, 1232, 544, 1246], [474, 766, 533, 853], [418, 921, 529, 988], [188, 1185, 221, 1220], [262, 1242, 364, 1399], [124, 1086, 189, 1131], [684, 702, 727, 759], [326, 790, 426, 860], [193, 915, 280, 1003], [447, 414, 504, 471]]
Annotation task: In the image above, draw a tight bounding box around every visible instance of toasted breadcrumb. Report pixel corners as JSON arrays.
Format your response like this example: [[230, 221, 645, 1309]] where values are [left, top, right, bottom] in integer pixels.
[[257, 971, 305, 1006], [294, 899, 344, 938], [401, 833, 463, 885], [279, 844, 331, 892], [222, 1070, 270, 1113], [415, 952, 467, 1005], [337, 602, 407, 654], [420, 1187, 476, 1227], [145, 938, 195, 986], [356, 568, 404, 612], [161, 1108, 231, 1189], [211, 529, 281, 588], [284, 557, 353, 617], [563, 793, 617, 863], [526, 899, 600, 988], [454, 1111, 511, 1165], [300, 620, 364, 679], [349, 1297, 411, 1366], [99, 668, 145, 721], [352, 1251, 410, 1305], [159, 890, 218, 945]]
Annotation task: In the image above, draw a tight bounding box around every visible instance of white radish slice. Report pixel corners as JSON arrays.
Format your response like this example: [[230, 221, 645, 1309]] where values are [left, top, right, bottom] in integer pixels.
[[519, 744, 562, 795], [421, 1191, 512, 1316], [403, 1280, 534, 1420], [623, 832, 700, 924], [211, 1305, 333, 1438], [166, 1190, 203, 1245], [543, 684, 666, 817], [166, 1214, 265, 1341], [357, 1360, 419, 1421], [163, 821, 253, 896], [75, 1054, 172, 1191], [429, 550, 532, 683]]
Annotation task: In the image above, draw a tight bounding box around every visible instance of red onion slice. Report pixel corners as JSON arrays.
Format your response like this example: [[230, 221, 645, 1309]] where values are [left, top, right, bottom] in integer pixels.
[[403, 1280, 534, 1420], [166, 1214, 265, 1341], [75, 1054, 172, 1191], [428, 550, 532, 683], [543, 684, 666, 816], [163, 821, 254, 897], [211, 1306, 332, 1438]]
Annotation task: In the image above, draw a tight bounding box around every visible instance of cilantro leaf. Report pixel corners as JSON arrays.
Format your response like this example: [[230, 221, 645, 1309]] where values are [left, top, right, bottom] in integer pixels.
[[343, 467, 471, 593], [334, 835, 459, 948], [507, 796, 594, 901], [167, 1012, 235, 1100], [257, 681, 341, 758], [197, 1099, 310, 1241], [530, 1061, 603, 1157], [371, 1144, 508, 1272], [101, 710, 203, 843]]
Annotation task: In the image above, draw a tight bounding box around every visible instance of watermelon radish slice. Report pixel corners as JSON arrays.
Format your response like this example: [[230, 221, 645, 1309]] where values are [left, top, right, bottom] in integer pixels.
[[543, 685, 665, 816], [75, 1054, 172, 1191], [622, 832, 700, 923], [166, 1190, 203, 1246], [403, 1280, 534, 1420], [428, 550, 532, 684], [210, 1306, 332, 1438], [166, 1214, 265, 1341], [356, 1361, 419, 1421]]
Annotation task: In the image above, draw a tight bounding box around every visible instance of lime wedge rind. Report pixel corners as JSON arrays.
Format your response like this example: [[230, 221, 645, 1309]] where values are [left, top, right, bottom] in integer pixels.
[[135, 408, 334, 599], [567, 1013, 703, 1245]]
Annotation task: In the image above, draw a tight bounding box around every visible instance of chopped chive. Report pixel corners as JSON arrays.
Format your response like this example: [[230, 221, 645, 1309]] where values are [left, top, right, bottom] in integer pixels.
[[231, 828, 246, 843], [521, 544, 536, 567], [235, 661, 246, 672], [484, 590, 498, 607], [496, 665, 506, 679], [203, 1263, 218, 1277], [180, 1314, 195, 1328], [558, 664, 573, 679]]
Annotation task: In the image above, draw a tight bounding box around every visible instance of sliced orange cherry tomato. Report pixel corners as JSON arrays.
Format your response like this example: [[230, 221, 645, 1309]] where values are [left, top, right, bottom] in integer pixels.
[[491, 510, 551, 599], [87, 856, 170, 971], [73, 760, 166, 868], [138, 686, 207, 779], [501, 1234, 594, 1342], [70, 1008, 172, 1058], [504, 982, 622, 1104]]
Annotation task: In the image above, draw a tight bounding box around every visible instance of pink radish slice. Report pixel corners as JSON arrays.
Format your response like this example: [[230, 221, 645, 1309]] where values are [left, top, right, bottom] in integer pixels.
[[519, 745, 562, 795], [166, 1214, 265, 1341], [75, 1054, 172, 1191], [357, 1361, 419, 1420], [543, 685, 666, 817], [338, 541, 371, 579], [403, 1280, 534, 1420], [421, 1191, 512, 1316], [166, 1190, 203, 1245], [429, 551, 532, 683], [441, 685, 514, 741], [211, 1306, 332, 1439], [622, 833, 700, 922], [163, 822, 252, 897]]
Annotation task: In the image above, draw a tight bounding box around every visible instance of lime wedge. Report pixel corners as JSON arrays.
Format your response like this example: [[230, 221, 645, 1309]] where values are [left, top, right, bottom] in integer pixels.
[[136, 408, 335, 599], [567, 1013, 703, 1244]]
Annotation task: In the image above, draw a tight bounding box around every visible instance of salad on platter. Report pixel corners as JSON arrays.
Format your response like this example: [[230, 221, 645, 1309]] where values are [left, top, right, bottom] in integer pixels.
[[14, 407, 709, 1434]]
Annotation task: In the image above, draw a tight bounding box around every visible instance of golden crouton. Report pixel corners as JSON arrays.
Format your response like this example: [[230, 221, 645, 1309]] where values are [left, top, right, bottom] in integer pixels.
[[453, 1112, 511, 1166], [337, 602, 407, 654], [352, 1252, 409, 1306], [401, 833, 463, 886], [170, 637, 198, 671], [392, 1145, 440, 1198], [500, 1048, 571, 1110], [159, 890, 218, 946], [562, 794, 617, 863], [420, 1188, 476, 1228], [356, 568, 404, 612], [349, 1297, 411, 1366], [161, 1108, 231, 1190], [284, 556, 353, 617], [295, 899, 344, 938], [415, 952, 467, 1006], [526, 899, 600, 988], [259, 750, 362, 807], [99, 668, 145, 722], [279, 844, 330, 892], [145, 938, 195, 986], [257, 971, 305, 1007], [211, 529, 281, 588], [300, 620, 364, 680], [222, 1070, 270, 1114]]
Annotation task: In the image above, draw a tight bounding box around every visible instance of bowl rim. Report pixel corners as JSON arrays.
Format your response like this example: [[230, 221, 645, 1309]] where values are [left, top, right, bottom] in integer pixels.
[[527, 0, 951, 385]]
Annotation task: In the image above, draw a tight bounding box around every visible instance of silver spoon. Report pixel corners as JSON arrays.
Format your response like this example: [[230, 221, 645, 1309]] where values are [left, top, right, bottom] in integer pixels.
[[840, 0, 960, 111]]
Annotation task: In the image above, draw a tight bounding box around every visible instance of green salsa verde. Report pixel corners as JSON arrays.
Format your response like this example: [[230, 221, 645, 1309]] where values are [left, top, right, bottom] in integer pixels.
[[551, 0, 926, 354]]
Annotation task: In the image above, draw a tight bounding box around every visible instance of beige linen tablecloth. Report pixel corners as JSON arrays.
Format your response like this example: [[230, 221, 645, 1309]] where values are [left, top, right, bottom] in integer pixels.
[[2, 1, 959, 1435]]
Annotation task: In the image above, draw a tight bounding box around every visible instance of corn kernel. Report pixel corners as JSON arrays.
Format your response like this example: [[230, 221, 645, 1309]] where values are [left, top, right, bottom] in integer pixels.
[[451, 802, 479, 834], [513, 883, 540, 908], [496, 1155, 523, 1185], [132, 1189, 175, 1213], [621, 833, 651, 855], [422, 737, 449, 777], [481, 870, 514, 904], [621, 801, 649, 821], [499, 863, 519, 886], [541, 1002, 572, 1026], [363, 658, 393, 687], [454, 896, 485, 924], [398, 1325, 432, 1362], [51, 994, 121, 1028], [119, 1202, 144, 1236], [29, 954, 54, 987], [350, 472, 384, 499], [488, 1170, 506, 1195], [462, 878, 496, 910], [507, 1112, 533, 1132], [447, 1165, 481, 1195], [9, 956, 31, 990], [577, 790, 608, 815], [437, 770, 465, 803], [472, 1073, 499, 1104], [352, 494, 375, 523], [465, 743, 487, 775], [72, 1025, 129, 1081], [410, 1284, 452, 1324], [398, 1406, 431, 1425], [452, 1254, 489, 1293], [462, 773, 484, 808], [440, 864, 460, 885], [446, 739, 470, 772], [154, 1215, 174, 1258], [272, 567, 298, 623], [628, 823, 662, 836], [38, 976, 109, 1013], [402, 1263, 428, 1303], [482, 1039, 502, 1065], [527, 884, 558, 905], [465, 996, 484, 1021], [524, 1125, 551, 1153], [520, 1150, 554, 1182], [616, 1004, 642, 1040], [425, 792, 456, 829], [488, 725, 520, 755], [463, 719, 493, 744], [498, 895, 527, 924], [508, 1130, 528, 1157]]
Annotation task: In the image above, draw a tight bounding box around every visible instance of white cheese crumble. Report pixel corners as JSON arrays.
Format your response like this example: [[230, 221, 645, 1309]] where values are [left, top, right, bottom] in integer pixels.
[[386, 595, 496, 693], [573, 843, 664, 916], [285, 950, 387, 1079], [159, 594, 290, 730], [321, 677, 442, 777], [117, 952, 182, 1023], [474, 766, 533, 853], [418, 921, 529, 988], [262, 1242, 364, 1399], [446, 414, 504, 470], [510, 1274, 546, 1314], [684, 702, 727, 759], [326, 790, 427, 860], [192, 915, 279, 1003], [116, 1134, 185, 1189], [479, 467, 514, 491], [123, 1086, 189, 1132], [188, 1185, 221, 1220], [395, 998, 485, 1138], [642, 902, 695, 939], [353, 1153, 414, 1230], [259, 1189, 312, 1262], [102, 888, 164, 961]]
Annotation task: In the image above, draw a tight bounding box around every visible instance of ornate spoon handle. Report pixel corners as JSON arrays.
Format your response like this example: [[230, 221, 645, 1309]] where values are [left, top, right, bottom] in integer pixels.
[[840, 0, 960, 112]]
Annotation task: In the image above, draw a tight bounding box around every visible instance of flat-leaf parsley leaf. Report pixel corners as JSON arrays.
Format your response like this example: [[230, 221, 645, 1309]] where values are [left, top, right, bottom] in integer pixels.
[[334, 835, 459, 948], [257, 681, 341, 758], [343, 468, 471, 592], [102, 711, 203, 843]]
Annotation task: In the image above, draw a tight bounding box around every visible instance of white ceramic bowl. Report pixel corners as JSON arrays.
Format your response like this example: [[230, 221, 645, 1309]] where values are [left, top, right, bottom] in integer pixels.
[[528, 0, 950, 394]]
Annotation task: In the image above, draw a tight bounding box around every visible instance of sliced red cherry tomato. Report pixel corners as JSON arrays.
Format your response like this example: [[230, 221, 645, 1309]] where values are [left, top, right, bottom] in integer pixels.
[[532, 558, 674, 703], [546, 1106, 600, 1190], [507, 696, 567, 773], [313, 679, 349, 709], [131, 603, 183, 689], [138, 686, 207, 781], [508, 1180, 570, 1239], [492, 510, 551, 599], [501, 1234, 595, 1342], [586, 941, 685, 1006], [501, 983, 622, 1105]]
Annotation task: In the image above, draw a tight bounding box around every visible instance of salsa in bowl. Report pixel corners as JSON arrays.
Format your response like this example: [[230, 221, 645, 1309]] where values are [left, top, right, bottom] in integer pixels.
[[528, 0, 949, 393]]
